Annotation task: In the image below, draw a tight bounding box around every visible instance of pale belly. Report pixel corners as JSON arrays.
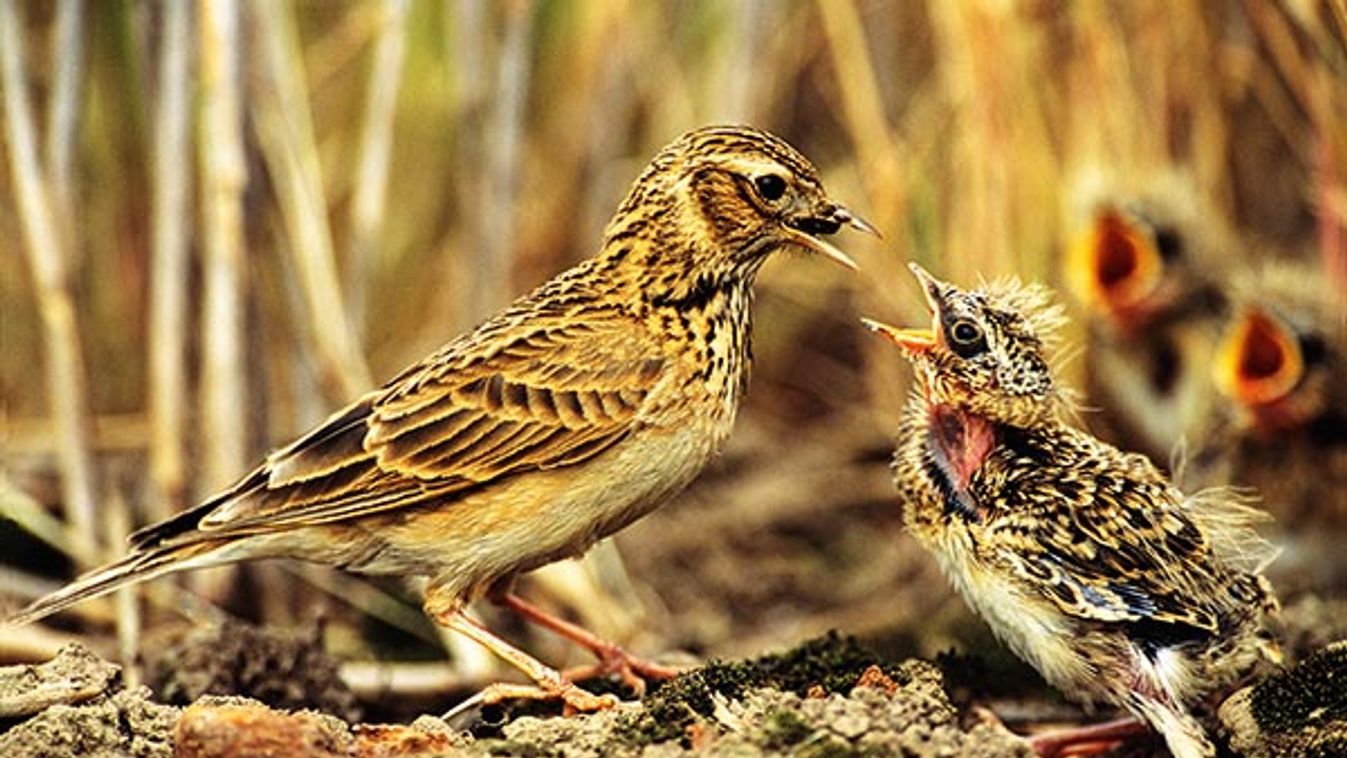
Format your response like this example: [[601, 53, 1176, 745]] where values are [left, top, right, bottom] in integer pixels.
[[926, 530, 1094, 694], [245, 420, 722, 606]]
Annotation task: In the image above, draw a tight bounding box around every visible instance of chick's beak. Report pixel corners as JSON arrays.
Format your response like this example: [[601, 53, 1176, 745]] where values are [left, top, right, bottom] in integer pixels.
[[861, 317, 936, 354], [1214, 307, 1304, 407], [783, 202, 879, 271], [860, 262, 947, 355], [1067, 210, 1163, 316]]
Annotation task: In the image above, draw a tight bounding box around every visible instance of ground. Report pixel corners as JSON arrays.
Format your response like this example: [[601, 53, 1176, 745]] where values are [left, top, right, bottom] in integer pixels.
[[2, 627, 1345, 758]]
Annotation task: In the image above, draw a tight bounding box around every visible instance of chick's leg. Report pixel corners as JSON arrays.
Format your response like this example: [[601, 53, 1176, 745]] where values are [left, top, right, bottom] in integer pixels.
[[491, 591, 681, 694], [428, 604, 618, 715], [1027, 716, 1150, 757]]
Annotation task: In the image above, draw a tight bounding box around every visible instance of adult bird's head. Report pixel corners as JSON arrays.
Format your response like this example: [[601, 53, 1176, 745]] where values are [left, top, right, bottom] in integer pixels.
[[863, 263, 1068, 428], [601, 125, 877, 303]]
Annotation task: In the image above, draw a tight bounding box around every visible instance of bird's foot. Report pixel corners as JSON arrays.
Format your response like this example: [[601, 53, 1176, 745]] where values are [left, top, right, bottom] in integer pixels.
[[1026, 716, 1148, 757], [562, 641, 682, 696], [445, 678, 619, 720]]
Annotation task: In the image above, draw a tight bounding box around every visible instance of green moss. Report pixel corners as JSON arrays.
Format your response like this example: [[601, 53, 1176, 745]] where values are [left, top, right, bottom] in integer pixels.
[[613, 632, 904, 748], [761, 707, 813, 748], [1250, 641, 1347, 732]]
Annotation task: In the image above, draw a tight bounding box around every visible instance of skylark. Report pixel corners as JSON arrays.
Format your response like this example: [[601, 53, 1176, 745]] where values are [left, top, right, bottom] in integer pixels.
[[865, 264, 1281, 758], [10, 125, 876, 712]]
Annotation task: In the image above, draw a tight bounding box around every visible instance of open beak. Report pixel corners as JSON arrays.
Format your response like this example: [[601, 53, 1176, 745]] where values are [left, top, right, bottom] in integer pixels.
[[1214, 307, 1304, 407], [860, 262, 945, 355], [783, 204, 880, 271], [1067, 209, 1163, 317]]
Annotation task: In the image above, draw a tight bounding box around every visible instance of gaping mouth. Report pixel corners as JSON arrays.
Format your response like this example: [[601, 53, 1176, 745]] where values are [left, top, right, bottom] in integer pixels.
[[1215, 307, 1304, 407], [782, 206, 879, 271], [1069, 210, 1163, 315], [860, 262, 942, 354]]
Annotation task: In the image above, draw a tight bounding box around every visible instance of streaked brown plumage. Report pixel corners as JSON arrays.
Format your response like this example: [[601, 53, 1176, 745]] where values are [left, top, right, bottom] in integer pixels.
[[8, 125, 875, 711], [866, 263, 1281, 758], [1063, 174, 1231, 464]]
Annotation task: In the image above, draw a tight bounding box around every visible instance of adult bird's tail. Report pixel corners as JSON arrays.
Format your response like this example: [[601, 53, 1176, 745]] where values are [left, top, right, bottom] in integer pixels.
[[6, 540, 221, 626]]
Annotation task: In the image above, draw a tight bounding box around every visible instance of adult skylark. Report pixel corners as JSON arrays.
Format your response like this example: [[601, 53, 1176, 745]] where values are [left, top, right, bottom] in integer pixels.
[[10, 125, 876, 712]]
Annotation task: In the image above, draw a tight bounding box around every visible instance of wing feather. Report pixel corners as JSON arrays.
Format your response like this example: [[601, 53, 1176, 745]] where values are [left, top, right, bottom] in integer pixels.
[[160, 315, 666, 538], [993, 433, 1224, 635]]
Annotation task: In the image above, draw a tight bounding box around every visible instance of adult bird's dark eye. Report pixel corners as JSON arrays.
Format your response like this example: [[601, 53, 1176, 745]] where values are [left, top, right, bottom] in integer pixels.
[[755, 175, 786, 201]]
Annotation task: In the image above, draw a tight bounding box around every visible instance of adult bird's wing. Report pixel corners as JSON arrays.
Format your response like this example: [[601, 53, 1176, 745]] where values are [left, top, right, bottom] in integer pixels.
[[996, 446, 1223, 635], [131, 315, 666, 548]]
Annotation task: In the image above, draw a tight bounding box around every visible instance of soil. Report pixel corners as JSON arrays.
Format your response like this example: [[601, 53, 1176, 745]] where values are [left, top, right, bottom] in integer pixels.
[[4, 630, 1344, 758]]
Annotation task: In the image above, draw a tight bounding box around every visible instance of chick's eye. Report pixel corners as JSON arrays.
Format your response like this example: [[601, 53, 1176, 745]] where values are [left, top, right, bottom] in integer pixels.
[[947, 319, 986, 357], [754, 174, 787, 201]]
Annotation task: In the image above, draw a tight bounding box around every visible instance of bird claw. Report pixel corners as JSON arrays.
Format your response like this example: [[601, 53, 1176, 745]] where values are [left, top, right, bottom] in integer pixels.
[[563, 642, 682, 696], [446, 679, 619, 719]]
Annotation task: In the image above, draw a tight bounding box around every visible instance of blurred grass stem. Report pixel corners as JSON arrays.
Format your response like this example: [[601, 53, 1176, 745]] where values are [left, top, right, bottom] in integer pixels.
[[148, 0, 193, 523], [346, 0, 409, 339], [0, 0, 100, 565], [252, 0, 373, 401]]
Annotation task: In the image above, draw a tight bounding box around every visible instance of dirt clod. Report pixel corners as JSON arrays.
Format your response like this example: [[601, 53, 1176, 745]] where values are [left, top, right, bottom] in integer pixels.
[[174, 699, 353, 758], [0, 685, 179, 758], [147, 619, 360, 721], [1220, 639, 1347, 758], [0, 643, 119, 719]]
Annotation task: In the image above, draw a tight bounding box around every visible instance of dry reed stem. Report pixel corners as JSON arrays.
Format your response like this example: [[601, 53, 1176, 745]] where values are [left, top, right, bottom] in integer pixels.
[[470, 0, 533, 323], [346, 0, 409, 340], [338, 660, 468, 700], [44, 0, 83, 233], [0, 0, 100, 566], [107, 486, 140, 687], [198, 0, 249, 492], [815, 0, 904, 225], [0, 473, 82, 559], [251, 0, 373, 401], [147, 0, 193, 524]]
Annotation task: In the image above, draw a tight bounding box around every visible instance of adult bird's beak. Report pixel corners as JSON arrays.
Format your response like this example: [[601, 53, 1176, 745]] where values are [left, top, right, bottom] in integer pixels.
[[783, 203, 880, 271], [1213, 306, 1304, 407], [1067, 209, 1163, 318], [860, 262, 946, 355]]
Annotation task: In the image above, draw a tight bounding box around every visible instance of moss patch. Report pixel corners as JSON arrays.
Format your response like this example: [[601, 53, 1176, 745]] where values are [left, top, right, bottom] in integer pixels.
[[615, 632, 907, 746]]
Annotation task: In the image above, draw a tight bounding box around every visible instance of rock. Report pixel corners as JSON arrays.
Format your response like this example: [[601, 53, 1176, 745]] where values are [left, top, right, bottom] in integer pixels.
[[0, 643, 119, 719], [0, 686, 179, 758], [147, 619, 360, 721], [174, 699, 353, 758], [1219, 639, 1347, 758]]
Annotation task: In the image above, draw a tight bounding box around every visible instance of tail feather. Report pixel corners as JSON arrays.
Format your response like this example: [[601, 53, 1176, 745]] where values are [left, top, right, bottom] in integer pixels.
[[1131, 695, 1215, 758], [6, 542, 220, 626]]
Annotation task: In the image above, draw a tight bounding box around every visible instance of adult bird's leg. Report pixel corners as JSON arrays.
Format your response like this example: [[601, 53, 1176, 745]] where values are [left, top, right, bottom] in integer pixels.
[[490, 590, 681, 695], [1027, 716, 1150, 757], [429, 606, 619, 715]]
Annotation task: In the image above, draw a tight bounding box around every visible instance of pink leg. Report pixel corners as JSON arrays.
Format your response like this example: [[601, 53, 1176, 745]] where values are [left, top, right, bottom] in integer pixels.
[[1028, 716, 1150, 757], [426, 604, 618, 715], [492, 592, 682, 694]]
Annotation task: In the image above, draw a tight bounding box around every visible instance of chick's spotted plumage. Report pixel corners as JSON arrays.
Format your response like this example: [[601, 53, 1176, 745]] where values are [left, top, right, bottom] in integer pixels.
[[10, 125, 874, 710], [867, 264, 1281, 758]]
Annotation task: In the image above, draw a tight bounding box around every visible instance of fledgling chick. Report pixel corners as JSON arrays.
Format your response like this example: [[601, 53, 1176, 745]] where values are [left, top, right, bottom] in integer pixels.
[[865, 263, 1282, 758], [1063, 174, 1231, 464], [1190, 261, 1347, 528]]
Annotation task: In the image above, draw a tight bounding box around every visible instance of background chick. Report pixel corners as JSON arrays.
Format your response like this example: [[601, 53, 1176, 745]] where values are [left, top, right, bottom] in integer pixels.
[[1186, 260, 1347, 592], [868, 264, 1282, 758], [1062, 172, 1234, 466]]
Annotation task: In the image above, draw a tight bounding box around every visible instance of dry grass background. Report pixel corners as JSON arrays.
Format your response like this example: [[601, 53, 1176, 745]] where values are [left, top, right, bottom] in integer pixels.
[[1, 0, 1344, 707]]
